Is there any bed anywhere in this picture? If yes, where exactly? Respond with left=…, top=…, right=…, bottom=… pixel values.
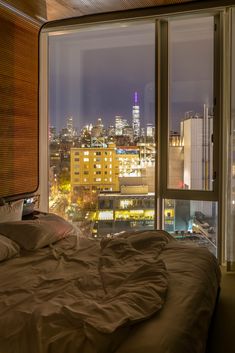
left=0, top=208, right=220, bottom=353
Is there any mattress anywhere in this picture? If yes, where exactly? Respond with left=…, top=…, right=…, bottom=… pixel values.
left=0, top=229, right=220, bottom=353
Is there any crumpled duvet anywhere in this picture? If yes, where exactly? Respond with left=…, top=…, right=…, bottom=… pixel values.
left=0, top=230, right=170, bottom=353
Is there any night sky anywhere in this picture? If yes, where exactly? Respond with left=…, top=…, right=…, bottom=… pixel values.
left=49, top=17, right=213, bottom=133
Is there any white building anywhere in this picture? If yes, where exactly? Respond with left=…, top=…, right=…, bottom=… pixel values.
left=181, top=105, right=213, bottom=191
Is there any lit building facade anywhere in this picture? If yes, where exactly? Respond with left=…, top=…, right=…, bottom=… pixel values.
left=116, top=147, right=140, bottom=177
left=70, top=144, right=119, bottom=194
left=94, top=191, right=155, bottom=236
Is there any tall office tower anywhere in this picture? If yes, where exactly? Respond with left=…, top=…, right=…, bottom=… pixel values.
left=66, top=116, right=74, bottom=139
left=132, top=91, right=140, bottom=140
left=123, top=126, right=134, bottom=141
left=181, top=104, right=213, bottom=191
left=115, top=116, right=128, bottom=136
left=107, top=125, right=115, bottom=137
left=146, top=123, right=155, bottom=138
left=91, top=117, right=104, bottom=137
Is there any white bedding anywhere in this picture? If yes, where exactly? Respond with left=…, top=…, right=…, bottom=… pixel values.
left=0, top=230, right=171, bottom=353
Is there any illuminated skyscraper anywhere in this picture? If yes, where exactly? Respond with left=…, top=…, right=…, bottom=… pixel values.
left=66, top=116, right=74, bottom=139
left=132, top=92, right=140, bottom=140
left=115, top=115, right=128, bottom=136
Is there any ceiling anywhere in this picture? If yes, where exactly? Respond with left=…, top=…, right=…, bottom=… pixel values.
left=1, top=0, right=199, bottom=23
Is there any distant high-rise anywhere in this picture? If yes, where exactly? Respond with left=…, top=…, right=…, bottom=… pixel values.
left=132, top=92, right=140, bottom=140
left=91, top=117, right=104, bottom=137
left=66, top=116, right=74, bottom=139
left=146, top=123, right=155, bottom=138
left=115, top=115, right=128, bottom=136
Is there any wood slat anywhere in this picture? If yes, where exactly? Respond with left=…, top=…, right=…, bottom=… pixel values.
left=2, top=0, right=200, bottom=22
left=0, top=6, right=39, bottom=198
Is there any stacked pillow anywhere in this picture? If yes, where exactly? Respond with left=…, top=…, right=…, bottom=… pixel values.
left=0, top=199, right=23, bottom=261
left=0, top=199, right=24, bottom=222
left=0, top=234, right=20, bottom=262
left=0, top=199, right=76, bottom=258
left=0, top=213, right=76, bottom=251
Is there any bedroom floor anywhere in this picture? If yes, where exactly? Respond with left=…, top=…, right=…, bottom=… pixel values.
left=207, top=267, right=235, bottom=353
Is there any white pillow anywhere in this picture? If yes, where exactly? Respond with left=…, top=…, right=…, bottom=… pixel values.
left=0, top=200, right=23, bottom=223
left=0, top=213, right=76, bottom=250
left=0, top=234, right=20, bottom=261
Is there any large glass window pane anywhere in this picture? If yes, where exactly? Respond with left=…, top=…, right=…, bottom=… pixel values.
left=227, top=7, right=235, bottom=269
left=48, top=22, right=155, bottom=237
left=164, top=199, right=218, bottom=255
left=168, top=17, right=214, bottom=191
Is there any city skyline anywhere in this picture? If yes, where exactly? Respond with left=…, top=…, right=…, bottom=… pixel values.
left=49, top=18, right=213, bottom=132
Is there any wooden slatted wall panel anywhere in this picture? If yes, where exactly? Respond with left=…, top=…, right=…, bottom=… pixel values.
left=0, top=6, right=40, bottom=198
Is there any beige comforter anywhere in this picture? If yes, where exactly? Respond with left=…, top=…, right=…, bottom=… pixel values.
left=116, top=240, right=221, bottom=353
left=0, top=230, right=170, bottom=353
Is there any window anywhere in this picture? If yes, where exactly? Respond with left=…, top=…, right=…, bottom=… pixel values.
left=94, top=178, right=102, bottom=182
left=42, top=10, right=224, bottom=257
left=167, top=17, right=215, bottom=192
left=160, top=14, right=220, bottom=255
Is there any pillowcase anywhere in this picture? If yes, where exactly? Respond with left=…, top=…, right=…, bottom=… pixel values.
left=0, top=213, right=75, bottom=250
left=0, top=199, right=23, bottom=223
left=0, top=234, right=20, bottom=261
